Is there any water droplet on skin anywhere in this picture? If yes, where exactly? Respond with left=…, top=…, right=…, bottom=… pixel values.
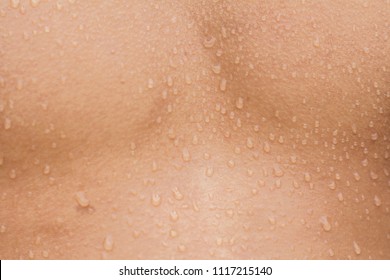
left=167, top=127, right=176, bottom=140
left=370, top=171, right=379, bottom=180
left=328, top=248, right=335, bottom=257
left=351, top=124, right=358, bottom=134
left=103, top=234, right=114, bottom=251
left=172, top=187, right=183, bottom=200
left=219, top=78, right=227, bottom=91
left=211, top=63, right=221, bottom=74
left=353, top=171, right=361, bottom=181
left=169, top=230, right=178, bottom=238
left=246, top=137, right=254, bottom=149
left=203, top=35, right=216, bottom=48
left=353, top=241, right=361, bottom=255
left=178, top=244, right=186, bottom=252
left=30, top=0, right=40, bottom=7
left=263, top=142, right=270, bottom=153
left=9, top=169, right=17, bottom=179
left=152, top=160, right=158, bottom=172
left=226, top=209, right=234, bottom=217
left=74, top=191, right=89, bottom=207
left=43, top=164, right=50, bottom=175
left=161, top=89, right=168, bottom=100
left=42, top=250, right=49, bottom=258
left=337, top=192, right=344, bottom=202
left=319, top=216, right=332, bottom=232
left=304, top=172, right=311, bottom=182
left=184, top=74, right=192, bottom=85
left=313, top=37, right=320, bottom=47
left=170, top=210, right=178, bottom=222
left=206, top=167, right=214, bottom=177
left=361, top=159, right=368, bottom=167
left=28, top=250, right=34, bottom=259
left=182, top=148, right=191, bottom=162
left=4, top=118, right=11, bottom=130
left=236, top=97, right=244, bottom=109
left=147, top=78, right=154, bottom=89
left=10, top=0, right=20, bottom=9
left=328, top=181, right=336, bottom=190
left=374, top=195, right=381, bottom=207
left=273, top=165, right=284, bottom=177
left=292, top=180, right=300, bottom=189
left=290, top=155, right=297, bottom=164
left=0, top=224, right=6, bottom=233
left=371, top=133, right=378, bottom=141
left=151, top=193, right=161, bottom=207
left=268, top=216, right=276, bottom=225
left=258, top=180, right=265, bottom=187
left=166, top=76, right=173, bottom=87
left=227, top=159, right=235, bottom=168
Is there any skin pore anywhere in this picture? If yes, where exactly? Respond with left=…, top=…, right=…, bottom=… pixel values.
left=0, top=0, right=389, bottom=259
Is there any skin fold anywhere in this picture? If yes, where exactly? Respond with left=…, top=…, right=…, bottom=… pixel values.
left=0, top=0, right=389, bottom=259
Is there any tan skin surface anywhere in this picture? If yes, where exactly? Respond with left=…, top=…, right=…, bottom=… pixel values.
left=0, top=0, right=389, bottom=259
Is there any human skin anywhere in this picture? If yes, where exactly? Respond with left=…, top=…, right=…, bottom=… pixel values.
left=0, top=0, right=389, bottom=259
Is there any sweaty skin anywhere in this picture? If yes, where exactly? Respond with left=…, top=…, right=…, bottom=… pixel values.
left=0, top=0, right=389, bottom=259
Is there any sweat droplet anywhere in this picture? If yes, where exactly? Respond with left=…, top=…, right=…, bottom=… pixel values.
left=182, top=148, right=191, bottom=162
left=30, top=0, right=40, bottom=7
left=328, top=181, right=336, bottom=190
left=236, top=97, right=244, bottom=109
left=206, top=167, right=214, bottom=177
left=263, top=142, right=270, bottom=153
left=172, top=187, right=183, bottom=200
left=227, top=159, right=235, bottom=168
left=353, top=241, right=361, bottom=255
left=169, top=230, right=178, bottom=238
left=319, top=216, right=331, bottom=232
left=304, top=172, right=311, bottom=182
left=170, top=210, right=178, bottom=222
left=211, top=63, right=221, bottom=74
left=147, top=78, right=154, bottom=89
left=178, top=244, right=186, bottom=252
left=328, top=248, right=335, bottom=257
left=313, top=37, right=320, bottom=47
left=151, top=193, right=161, bottom=207
left=4, top=118, right=11, bottom=130
left=42, top=250, right=49, bottom=258
left=9, top=169, right=16, bottom=179
left=203, top=35, right=216, bottom=48
left=273, top=165, right=284, bottom=177
left=10, top=0, right=20, bottom=9
left=75, top=191, right=89, bottom=207
left=103, top=235, right=114, bottom=251
left=220, top=78, right=227, bottom=91
left=246, top=137, right=254, bottom=149
left=370, top=171, right=378, bottom=180
left=353, top=171, right=361, bottom=181
left=43, top=164, right=50, bottom=175
left=373, top=195, right=381, bottom=207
